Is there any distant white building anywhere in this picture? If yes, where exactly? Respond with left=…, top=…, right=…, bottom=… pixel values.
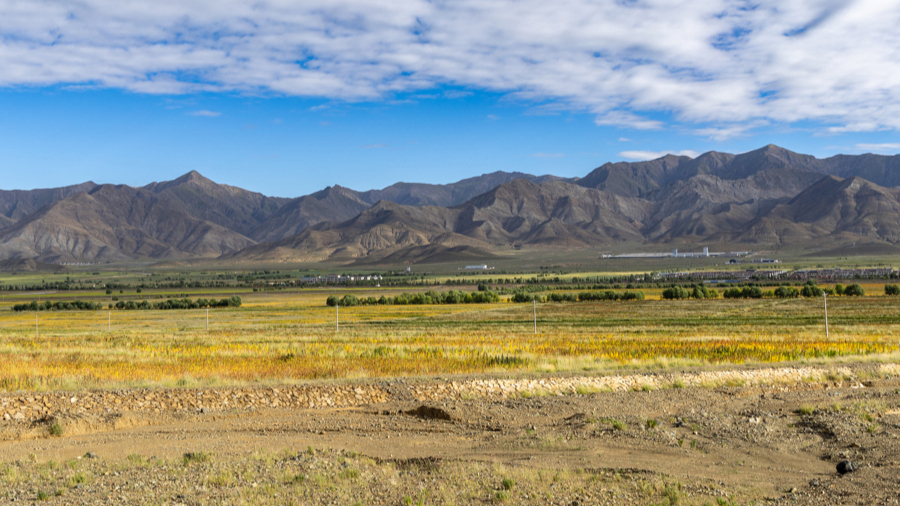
left=465, top=265, right=488, bottom=270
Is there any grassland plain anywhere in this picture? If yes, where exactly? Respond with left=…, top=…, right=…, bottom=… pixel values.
left=0, top=283, right=897, bottom=392
left=2, top=268, right=900, bottom=505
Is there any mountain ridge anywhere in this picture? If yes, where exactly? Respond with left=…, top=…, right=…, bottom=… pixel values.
left=2, top=145, right=900, bottom=264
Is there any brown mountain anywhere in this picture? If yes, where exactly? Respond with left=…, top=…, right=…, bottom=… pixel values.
left=0, top=184, right=256, bottom=262
left=0, top=181, right=98, bottom=224
left=249, top=185, right=371, bottom=243
left=576, top=144, right=900, bottom=200
left=4, top=145, right=900, bottom=263
left=820, top=153, right=900, bottom=188
left=143, top=171, right=289, bottom=237
left=727, top=176, right=900, bottom=245
left=642, top=167, right=823, bottom=241
left=357, top=171, right=577, bottom=207
left=576, top=154, right=688, bottom=198
left=229, top=179, right=649, bottom=262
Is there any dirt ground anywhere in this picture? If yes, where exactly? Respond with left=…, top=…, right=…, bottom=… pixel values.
left=2, top=366, right=900, bottom=505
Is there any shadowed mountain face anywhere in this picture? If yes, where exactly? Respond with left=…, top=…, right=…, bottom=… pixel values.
left=143, top=171, right=290, bottom=237
left=249, top=185, right=372, bottom=243
left=728, top=176, right=900, bottom=245
left=3, top=145, right=900, bottom=263
left=0, top=182, right=99, bottom=223
left=0, top=184, right=257, bottom=262
left=356, top=171, right=578, bottom=207
left=229, top=180, right=652, bottom=262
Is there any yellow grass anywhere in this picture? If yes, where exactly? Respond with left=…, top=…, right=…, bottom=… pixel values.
left=0, top=290, right=898, bottom=391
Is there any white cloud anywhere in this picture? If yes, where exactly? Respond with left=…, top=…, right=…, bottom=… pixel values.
left=619, top=150, right=700, bottom=161
left=618, top=138, right=631, bottom=142
left=0, top=1, right=899, bottom=134
left=190, top=110, right=221, bottom=117
left=856, top=143, right=900, bottom=154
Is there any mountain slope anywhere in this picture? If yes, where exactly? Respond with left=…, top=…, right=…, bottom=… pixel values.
left=730, top=176, right=900, bottom=245
left=0, top=182, right=99, bottom=223
left=143, top=171, right=289, bottom=237
left=820, top=153, right=900, bottom=188
left=250, top=185, right=371, bottom=243
left=576, top=154, right=688, bottom=198
left=0, top=184, right=256, bottom=262
left=357, top=171, right=577, bottom=207
left=230, top=179, right=650, bottom=262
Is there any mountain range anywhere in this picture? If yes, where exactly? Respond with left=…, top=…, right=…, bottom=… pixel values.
left=2, top=144, right=900, bottom=265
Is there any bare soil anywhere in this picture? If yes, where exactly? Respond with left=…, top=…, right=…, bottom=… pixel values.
left=2, top=366, right=900, bottom=505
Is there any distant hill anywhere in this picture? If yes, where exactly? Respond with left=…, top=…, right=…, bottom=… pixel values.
left=357, top=171, right=577, bottom=207
left=0, top=184, right=256, bottom=262
left=729, top=176, right=900, bottom=245
left=0, top=182, right=99, bottom=223
left=143, top=170, right=290, bottom=237
left=2, top=145, right=900, bottom=263
left=250, top=185, right=371, bottom=243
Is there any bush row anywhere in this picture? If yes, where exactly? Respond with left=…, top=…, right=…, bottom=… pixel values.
left=541, top=291, right=645, bottom=302
left=326, top=290, right=500, bottom=307
left=12, top=296, right=242, bottom=312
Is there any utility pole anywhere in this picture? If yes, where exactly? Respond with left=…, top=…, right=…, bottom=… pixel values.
left=824, top=292, right=829, bottom=338
left=206, top=308, right=209, bottom=332
left=336, top=304, right=339, bottom=331
left=533, top=297, right=537, bottom=334
left=108, top=312, right=111, bottom=333
left=35, top=314, right=38, bottom=338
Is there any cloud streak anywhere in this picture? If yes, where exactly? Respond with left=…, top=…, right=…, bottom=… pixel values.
left=0, top=1, right=898, bottom=134
left=619, top=150, right=700, bottom=161
left=856, top=143, right=900, bottom=154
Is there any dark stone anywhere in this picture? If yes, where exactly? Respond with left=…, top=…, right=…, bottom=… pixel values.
left=84, top=452, right=97, bottom=459
left=405, top=405, right=453, bottom=421
left=836, top=460, right=858, bottom=475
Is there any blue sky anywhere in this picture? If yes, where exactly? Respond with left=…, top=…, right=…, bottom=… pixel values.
left=1, top=0, right=899, bottom=197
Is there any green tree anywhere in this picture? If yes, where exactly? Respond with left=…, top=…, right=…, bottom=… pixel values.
left=844, top=283, right=865, bottom=296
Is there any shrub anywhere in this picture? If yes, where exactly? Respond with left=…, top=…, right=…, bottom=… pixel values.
left=691, top=284, right=718, bottom=299
left=885, top=284, right=900, bottom=296
left=844, top=283, right=865, bottom=296
left=774, top=286, right=800, bottom=298
left=800, top=283, right=824, bottom=297
left=662, top=286, right=690, bottom=300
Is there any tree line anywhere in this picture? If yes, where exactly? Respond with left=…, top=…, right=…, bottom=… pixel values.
left=662, top=281, right=871, bottom=300
left=12, top=296, right=242, bottom=312
left=327, top=290, right=500, bottom=307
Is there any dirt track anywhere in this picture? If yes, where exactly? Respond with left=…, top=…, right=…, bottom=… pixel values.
left=2, top=364, right=900, bottom=505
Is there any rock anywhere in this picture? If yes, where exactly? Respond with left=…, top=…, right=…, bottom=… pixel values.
left=809, top=479, right=820, bottom=487
left=200, top=407, right=208, bottom=414
left=836, top=460, right=858, bottom=475
left=405, top=405, right=452, bottom=421
left=84, top=452, right=98, bottom=459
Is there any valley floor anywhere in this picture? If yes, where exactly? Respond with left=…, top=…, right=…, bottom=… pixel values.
left=2, top=364, right=899, bottom=505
